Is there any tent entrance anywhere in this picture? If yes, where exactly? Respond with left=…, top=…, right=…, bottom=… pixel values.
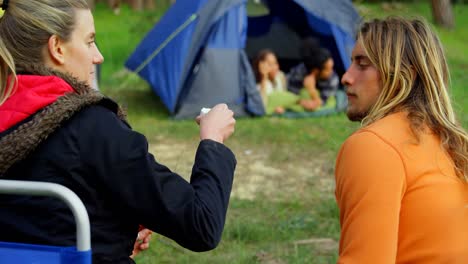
left=245, top=0, right=348, bottom=76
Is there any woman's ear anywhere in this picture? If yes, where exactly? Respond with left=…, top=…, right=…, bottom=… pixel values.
left=47, top=35, right=65, bottom=65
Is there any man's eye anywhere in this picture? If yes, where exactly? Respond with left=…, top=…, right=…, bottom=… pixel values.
left=356, top=61, right=370, bottom=69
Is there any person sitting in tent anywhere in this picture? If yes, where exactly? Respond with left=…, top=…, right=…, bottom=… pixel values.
left=287, top=38, right=340, bottom=109
left=253, top=49, right=286, bottom=113
left=253, top=49, right=321, bottom=115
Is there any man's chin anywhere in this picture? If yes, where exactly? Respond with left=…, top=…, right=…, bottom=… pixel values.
left=346, top=110, right=366, bottom=122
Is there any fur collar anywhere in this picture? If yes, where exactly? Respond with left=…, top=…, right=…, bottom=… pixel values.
left=0, top=65, right=127, bottom=175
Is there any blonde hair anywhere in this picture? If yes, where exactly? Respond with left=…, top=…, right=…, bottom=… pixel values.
left=0, top=0, right=89, bottom=105
left=358, top=17, right=467, bottom=181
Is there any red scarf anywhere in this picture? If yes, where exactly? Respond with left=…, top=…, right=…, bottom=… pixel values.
left=0, top=75, right=74, bottom=132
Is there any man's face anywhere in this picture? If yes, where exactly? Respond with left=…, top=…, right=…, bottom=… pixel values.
left=341, top=41, right=382, bottom=122
left=319, top=58, right=334, bottom=80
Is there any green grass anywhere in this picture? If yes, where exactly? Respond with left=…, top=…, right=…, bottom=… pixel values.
left=246, top=0, right=270, bottom=16
left=93, top=2, right=467, bottom=263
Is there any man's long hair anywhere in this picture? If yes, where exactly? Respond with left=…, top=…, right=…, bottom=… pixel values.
left=359, top=17, right=467, bottom=181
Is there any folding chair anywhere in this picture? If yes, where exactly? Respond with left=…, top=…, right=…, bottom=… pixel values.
left=0, top=179, right=91, bottom=264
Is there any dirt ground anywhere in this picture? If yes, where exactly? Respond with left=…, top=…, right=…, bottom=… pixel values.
left=149, top=138, right=340, bottom=259
left=148, top=138, right=336, bottom=201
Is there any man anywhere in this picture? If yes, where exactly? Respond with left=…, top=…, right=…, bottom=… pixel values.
left=287, top=38, right=340, bottom=105
left=335, top=17, right=468, bottom=263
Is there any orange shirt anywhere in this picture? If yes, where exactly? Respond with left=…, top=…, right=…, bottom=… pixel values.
left=335, top=112, right=468, bottom=263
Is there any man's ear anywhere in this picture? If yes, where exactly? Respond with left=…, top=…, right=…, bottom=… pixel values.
left=47, top=35, right=65, bottom=65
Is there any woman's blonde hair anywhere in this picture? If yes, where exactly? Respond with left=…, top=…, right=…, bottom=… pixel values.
left=359, top=17, right=467, bottom=181
left=0, top=0, right=89, bottom=105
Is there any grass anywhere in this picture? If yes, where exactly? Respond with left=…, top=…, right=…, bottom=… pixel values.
left=93, top=2, right=467, bottom=263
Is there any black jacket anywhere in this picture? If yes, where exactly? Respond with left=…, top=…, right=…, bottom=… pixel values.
left=0, top=70, right=236, bottom=263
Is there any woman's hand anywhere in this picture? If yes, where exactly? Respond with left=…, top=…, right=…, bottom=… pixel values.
left=274, top=106, right=285, bottom=114
left=130, top=228, right=153, bottom=259
left=196, top=103, right=236, bottom=144
left=259, top=61, right=270, bottom=80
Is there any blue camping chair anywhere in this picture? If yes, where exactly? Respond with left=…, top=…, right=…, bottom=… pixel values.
left=0, top=180, right=91, bottom=264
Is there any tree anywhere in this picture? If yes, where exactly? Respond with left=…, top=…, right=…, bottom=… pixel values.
left=126, top=0, right=155, bottom=11
left=431, top=0, right=454, bottom=29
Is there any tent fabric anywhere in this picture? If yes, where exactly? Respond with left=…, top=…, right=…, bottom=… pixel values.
left=246, top=0, right=360, bottom=75
left=173, top=1, right=264, bottom=119
left=126, top=0, right=360, bottom=119
left=176, top=49, right=248, bottom=118
left=126, top=0, right=262, bottom=118
left=125, top=0, right=210, bottom=112
left=296, top=0, right=360, bottom=37
left=206, top=4, right=247, bottom=49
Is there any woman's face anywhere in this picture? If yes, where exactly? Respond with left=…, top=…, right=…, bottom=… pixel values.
left=53, top=9, right=104, bottom=85
left=264, top=53, right=280, bottom=78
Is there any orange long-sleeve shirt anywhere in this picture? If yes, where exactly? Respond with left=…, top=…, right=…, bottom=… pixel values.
left=335, top=112, right=468, bottom=263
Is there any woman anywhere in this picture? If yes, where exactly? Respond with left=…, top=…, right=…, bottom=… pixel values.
left=253, top=49, right=287, bottom=109
left=0, top=1, right=236, bottom=263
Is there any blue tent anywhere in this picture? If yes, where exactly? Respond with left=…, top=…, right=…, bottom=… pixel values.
left=125, top=0, right=360, bottom=119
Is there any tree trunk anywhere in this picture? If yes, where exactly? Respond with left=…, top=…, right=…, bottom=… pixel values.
left=431, top=0, right=454, bottom=29
left=126, top=0, right=154, bottom=11
left=123, top=0, right=138, bottom=10
left=145, top=0, right=155, bottom=10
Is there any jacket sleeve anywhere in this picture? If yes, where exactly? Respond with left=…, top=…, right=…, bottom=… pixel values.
left=335, top=130, right=406, bottom=263
left=79, top=106, right=236, bottom=251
